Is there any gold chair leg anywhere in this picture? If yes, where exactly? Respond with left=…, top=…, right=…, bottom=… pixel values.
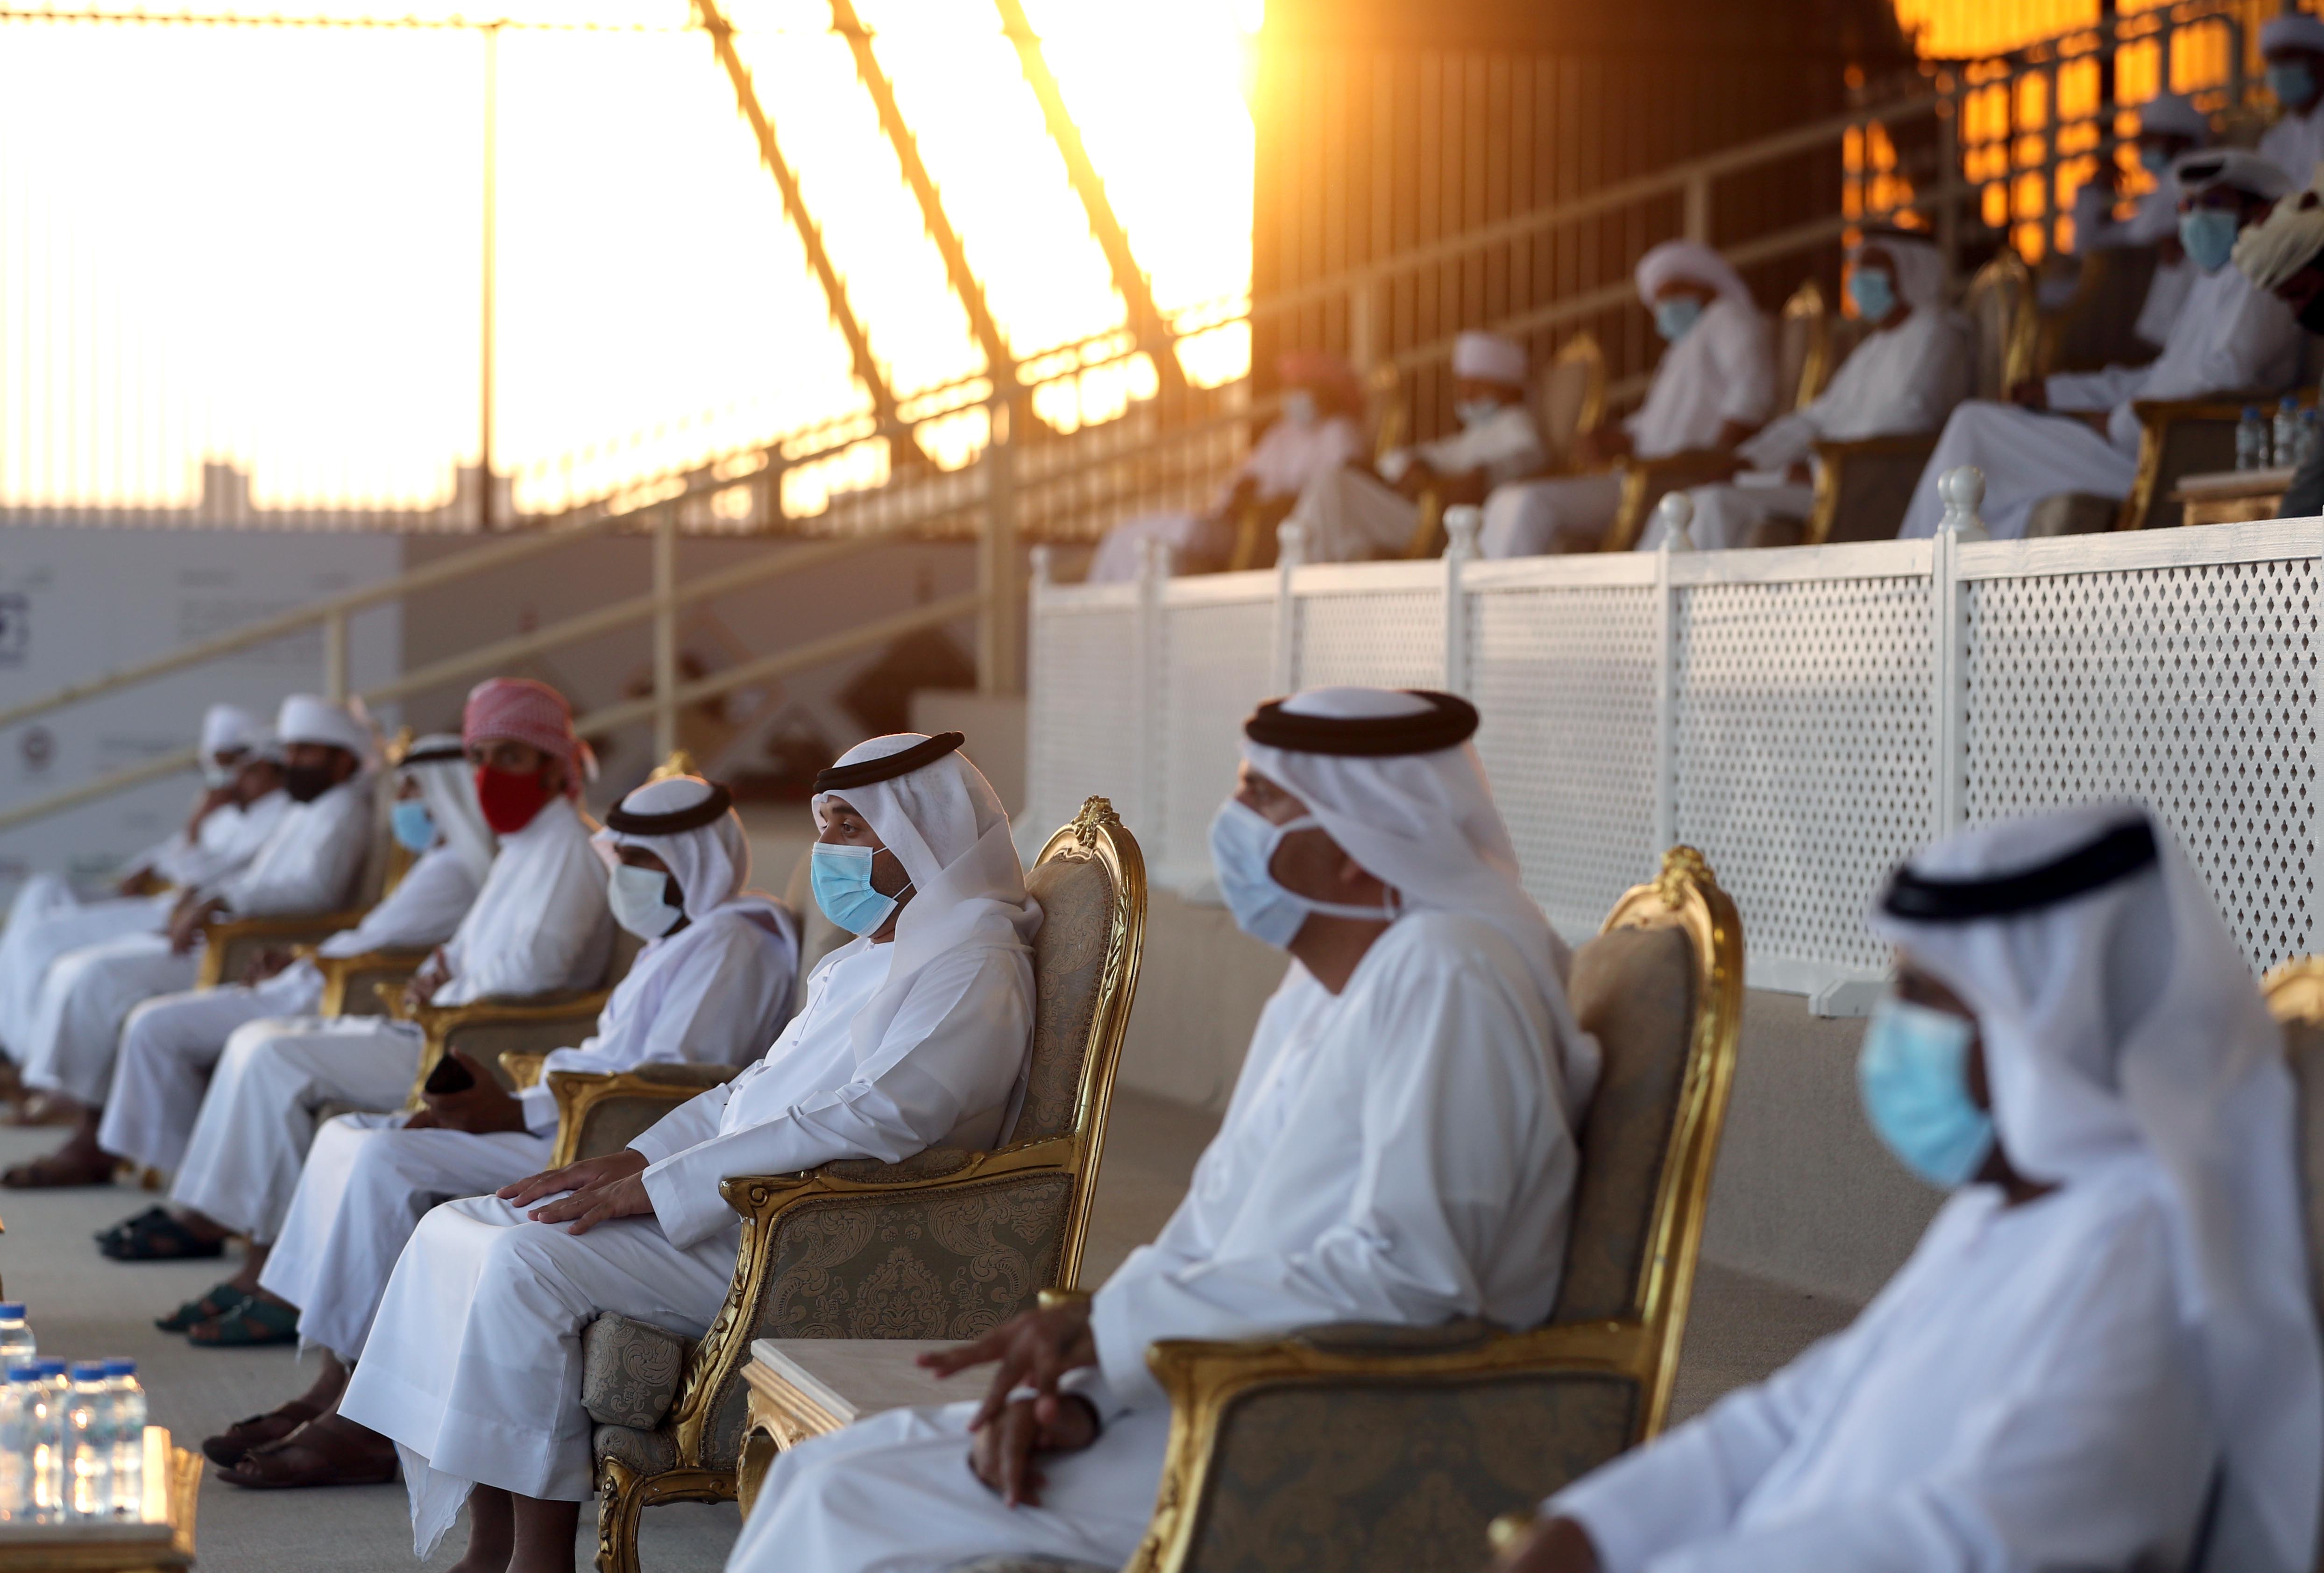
left=594, top=1458, right=647, bottom=1573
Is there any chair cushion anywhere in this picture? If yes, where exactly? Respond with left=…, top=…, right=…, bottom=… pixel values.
left=2284, top=1019, right=2324, bottom=1331
left=580, top=1313, right=693, bottom=1430
left=1552, top=924, right=1696, bottom=1325
left=592, top=1422, right=680, bottom=1477
left=1016, top=851, right=1117, bottom=1143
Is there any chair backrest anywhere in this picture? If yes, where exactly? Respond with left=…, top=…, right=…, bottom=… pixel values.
left=1549, top=845, right=1744, bottom=1440
left=1534, top=333, right=1606, bottom=472
left=2043, top=243, right=2161, bottom=375
left=1013, top=795, right=1148, bottom=1287
left=1964, top=251, right=2037, bottom=401
left=1778, top=281, right=1832, bottom=412
left=2262, top=961, right=2324, bottom=1381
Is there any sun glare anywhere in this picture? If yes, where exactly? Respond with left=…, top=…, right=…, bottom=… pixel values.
left=0, top=0, right=1256, bottom=518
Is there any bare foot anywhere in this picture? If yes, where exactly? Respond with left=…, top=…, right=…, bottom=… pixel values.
left=445, top=1484, right=514, bottom=1573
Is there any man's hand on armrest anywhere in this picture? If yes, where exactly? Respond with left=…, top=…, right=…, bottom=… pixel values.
left=969, top=1393, right=1101, bottom=1508
left=1488, top=1515, right=1600, bottom=1573
left=167, top=894, right=223, bottom=955
left=498, top=1148, right=647, bottom=1209
left=917, top=1296, right=1098, bottom=1432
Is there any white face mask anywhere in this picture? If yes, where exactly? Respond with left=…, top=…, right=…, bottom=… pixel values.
left=1207, top=798, right=1397, bottom=949
left=607, top=861, right=684, bottom=940
left=1454, top=397, right=1504, bottom=430
left=202, top=754, right=236, bottom=789
left=1282, top=389, right=1319, bottom=427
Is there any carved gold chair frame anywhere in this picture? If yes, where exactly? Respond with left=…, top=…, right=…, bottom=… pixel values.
left=592, top=795, right=1148, bottom=1573
left=1123, top=845, right=1743, bottom=1573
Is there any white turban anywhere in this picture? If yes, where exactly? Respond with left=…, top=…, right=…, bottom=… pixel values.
left=2137, top=90, right=2209, bottom=142
left=1240, top=686, right=1600, bottom=1110
left=199, top=703, right=262, bottom=761
left=2264, top=12, right=2324, bottom=54
left=592, top=774, right=750, bottom=923
left=813, top=733, right=1042, bottom=1064
left=1851, top=228, right=1946, bottom=312
left=1870, top=804, right=2322, bottom=1573
left=1452, top=330, right=1528, bottom=387
left=275, top=694, right=375, bottom=764
left=2236, top=168, right=2324, bottom=291
left=2172, top=146, right=2295, bottom=202
left=1634, top=238, right=1753, bottom=309
left=399, top=733, right=495, bottom=884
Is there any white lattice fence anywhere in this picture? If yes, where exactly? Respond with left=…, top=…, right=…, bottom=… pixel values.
left=1023, top=582, right=1142, bottom=850
left=1157, top=581, right=1278, bottom=888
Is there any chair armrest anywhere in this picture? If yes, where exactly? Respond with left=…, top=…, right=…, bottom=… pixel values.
left=196, top=908, right=367, bottom=990
left=312, top=947, right=432, bottom=1017
left=500, top=1050, right=549, bottom=1091
left=545, top=1062, right=744, bottom=1168
left=1805, top=432, right=1939, bottom=546
left=1131, top=1321, right=1650, bottom=1573
left=1605, top=449, right=1744, bottom=551
left=2120, top=396, right=2276, bottom=531
left=403, top=989, right=613, bottom=1107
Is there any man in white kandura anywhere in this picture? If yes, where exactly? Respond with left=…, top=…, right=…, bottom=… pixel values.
left=90, top=735, right=492, bottom=1263
left=337, top=730, right=1038, bottom=1573
left=1491, top=804, right=2322, bottom=1573
left=3, top=694, right=376, bottom=1189
left=1899, top=148, right=2300, bottom=541
left=1282, top=332, right=1546, bottom=561
left=1670, top=229, right=1970, bottom=550
left=202, top=771, right=801, bottom=1488
left=1488, top=240, right=1776, bottom=556
left=2261, top=12, right=2324, bottom=186
left=132, top=677, right=613, bottom=1346
left=2069, top=91, right=2209, bottom=350
left=729, top=687, right=1597, bottom=1573
left=0, top=702, right=280, bottom=1062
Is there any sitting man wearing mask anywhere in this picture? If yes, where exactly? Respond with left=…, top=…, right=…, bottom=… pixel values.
left=1671, top=231, right=1970, bottom=550
left=1490, top=241, right=1776, bottom=555
left=2260, top=11, right=2324, bottom=186
left=1491, top=805, right=2319, bottom=1573
left=0, top=703, right=282, bottom=1063
left=205, top=772, right=801, bottom=1489
left=2069, top=92, right=2210, bottom=350
left=91, top=735, right=493, bottom=1262
left=2233, top=165, right=2324, bottom=515
left=335, top=731, right=1037, bottom=1573
left=4, top=694, right=376, bottom=1189
left=128, top=677, right=614, bottom=1346
left=1086, top=350, right=1367, bottom=580
left=727, top=687, right=1594, bottom=1573
left=1283, top=332, right=1546, bottom=561
left=1899, top=149, right=2299, bottom=540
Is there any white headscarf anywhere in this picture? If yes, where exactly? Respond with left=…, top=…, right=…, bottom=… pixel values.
left=2237, top=167, right=2324, bottom=293
left=1635, top=239, right=1753, bottom=309
left=813, top=734, right=1043, bottom=1063
left=591, top=774, right=750, bottom=922
left=1240, top=687, right=1600, bottom=1110
left=1852, top=229, right=1946, bottom=312
left=276, top=693, right=377, bottom=765
left=2139, top=90, right=2209, bottom=143
left=200, top=703, right=262, bottom=761
left=1870, top=803, right=2322, bottom=1573
left=400, top=734, right=495, bottom=884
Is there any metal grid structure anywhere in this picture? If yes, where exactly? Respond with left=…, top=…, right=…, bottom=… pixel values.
left=1027, top=517, right=2324, bottom=1002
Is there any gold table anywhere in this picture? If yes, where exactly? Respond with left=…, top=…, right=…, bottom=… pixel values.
left=0, top=1428, right=200, bottom=1571
left=737, top=1339, right=959, bottom=1519
left=2175, top=465, right=2296, bottom=526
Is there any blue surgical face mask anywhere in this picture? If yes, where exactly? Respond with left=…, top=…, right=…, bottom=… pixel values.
left=390, top=799, right=437, bottom=853
left=2139, top=143, right=2174, bottom=176
left=2271, top=60, right=2317, bottom=111
left=811, top=842, right=910, bottom=936
left=2180, top=206, right=2240, bottom=273
left=607, top=861, right=684, bottom=940
left=1857, top=995, right=1995, bottom=1190
left=1848, top=268, right=1898, bottom=324
left=1208, top=798, right=1397, bottom=949
left=1653, top=297, right=1704, bottom=343
left=1282, top=389, right=1319, bottom=427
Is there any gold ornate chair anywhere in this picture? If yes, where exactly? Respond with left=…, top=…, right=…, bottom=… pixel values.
left=2039, top=243, right=2159, bottom=376
left=1534, top=332, right=1607, bottom=475
left=193, top=786, right=411, bottom=989
left=583, top=796, right=1148, bottom=1573
left=2263, top=958, right=2324, bottom=1384
left=1790, top=432, right=1942, bottom=546
left=1112, top=846, right=1742, bottom=1573
left=1777, top=281, right=1832, bottom=412
left=312, top=946, right=433, bottom=1018
left=1964, top=250, right=2038, bottom=402
left=1601, top=450, right=1746, bottom=553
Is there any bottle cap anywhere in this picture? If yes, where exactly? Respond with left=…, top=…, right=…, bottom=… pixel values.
left=68, top=1360, right=105, bottom=1381
left=102, top=1359, right=135, bottom=1378
left=0, top=1303, right=25, bottom=1319
left=38, top=1360, right=65, bottom=1378
left=6, top=1366, right=39, bottom=1383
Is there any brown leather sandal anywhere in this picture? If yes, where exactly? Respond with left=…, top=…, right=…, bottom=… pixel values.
left=201, top=1400, right=322, bottom=1466
left=0, top=1148, right=117, bottom=1188
left=215, top=1419, right=398, bottom=1490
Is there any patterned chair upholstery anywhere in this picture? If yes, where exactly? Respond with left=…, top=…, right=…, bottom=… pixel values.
left=2261, top=962, right=2324, bottom=1442
left=587, top=796, right=1148, bottom=1573
left=1120, top=846, right=1743, bottom=1573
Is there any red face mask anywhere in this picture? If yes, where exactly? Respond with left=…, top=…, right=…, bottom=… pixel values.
left=475, top=765, right=553, bottom=835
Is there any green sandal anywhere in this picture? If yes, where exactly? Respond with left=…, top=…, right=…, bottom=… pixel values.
left=186, top=1297, right=298, bottom=1348
left=157, top=1282, right=248, bottom=1333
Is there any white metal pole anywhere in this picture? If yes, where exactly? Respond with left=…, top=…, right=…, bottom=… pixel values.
left=324, top=610, right=349, bottom=704
left=1652, top=498, right=1688, bottom=855
left=1272, top=520, right=1305, bottom=695
left=1443, top=504, right=1479, bottom=694
left=1931, top=465, right=1987, bottom=836
left=978, top=397, right=1024, bottom=695
left=653, top=509, right=679, bottom=763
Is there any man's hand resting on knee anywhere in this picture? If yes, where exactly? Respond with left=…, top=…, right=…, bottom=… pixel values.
left=918, top=1296, right=1098, bottom=1431
left=968, top=1392, right=1100, bottom=1508
left=497, top=1148, right=654, bottom=1234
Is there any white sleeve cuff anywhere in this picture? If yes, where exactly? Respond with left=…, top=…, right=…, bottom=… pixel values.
left=518, top=1083, right=560, bottom=1136
left=1088, top=1272, right=1166, bottom=1413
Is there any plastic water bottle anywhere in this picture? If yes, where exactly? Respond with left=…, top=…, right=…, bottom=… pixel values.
left=0, top=1305, right=36, bottom=1376
left=2300, top=409, right=2321, bottom=471
left=28, top=1361, right=65, bottom=1521
left=64, top=1361, right=108, bottom=1519
left=103, top=1360, right=143, bottom=1519
left=2276, top=396, right=2303, bottom=469
left=2238, top=405, right=2268, bottom=470
left=0, top=1367, right=31, bottom=1521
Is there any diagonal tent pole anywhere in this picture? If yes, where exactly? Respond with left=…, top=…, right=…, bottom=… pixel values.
left=827, top=0, right=1019, bottom=400
left=992, top=0, right=1184, bottom=400
left=693, top=0, right=903, bottom=444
